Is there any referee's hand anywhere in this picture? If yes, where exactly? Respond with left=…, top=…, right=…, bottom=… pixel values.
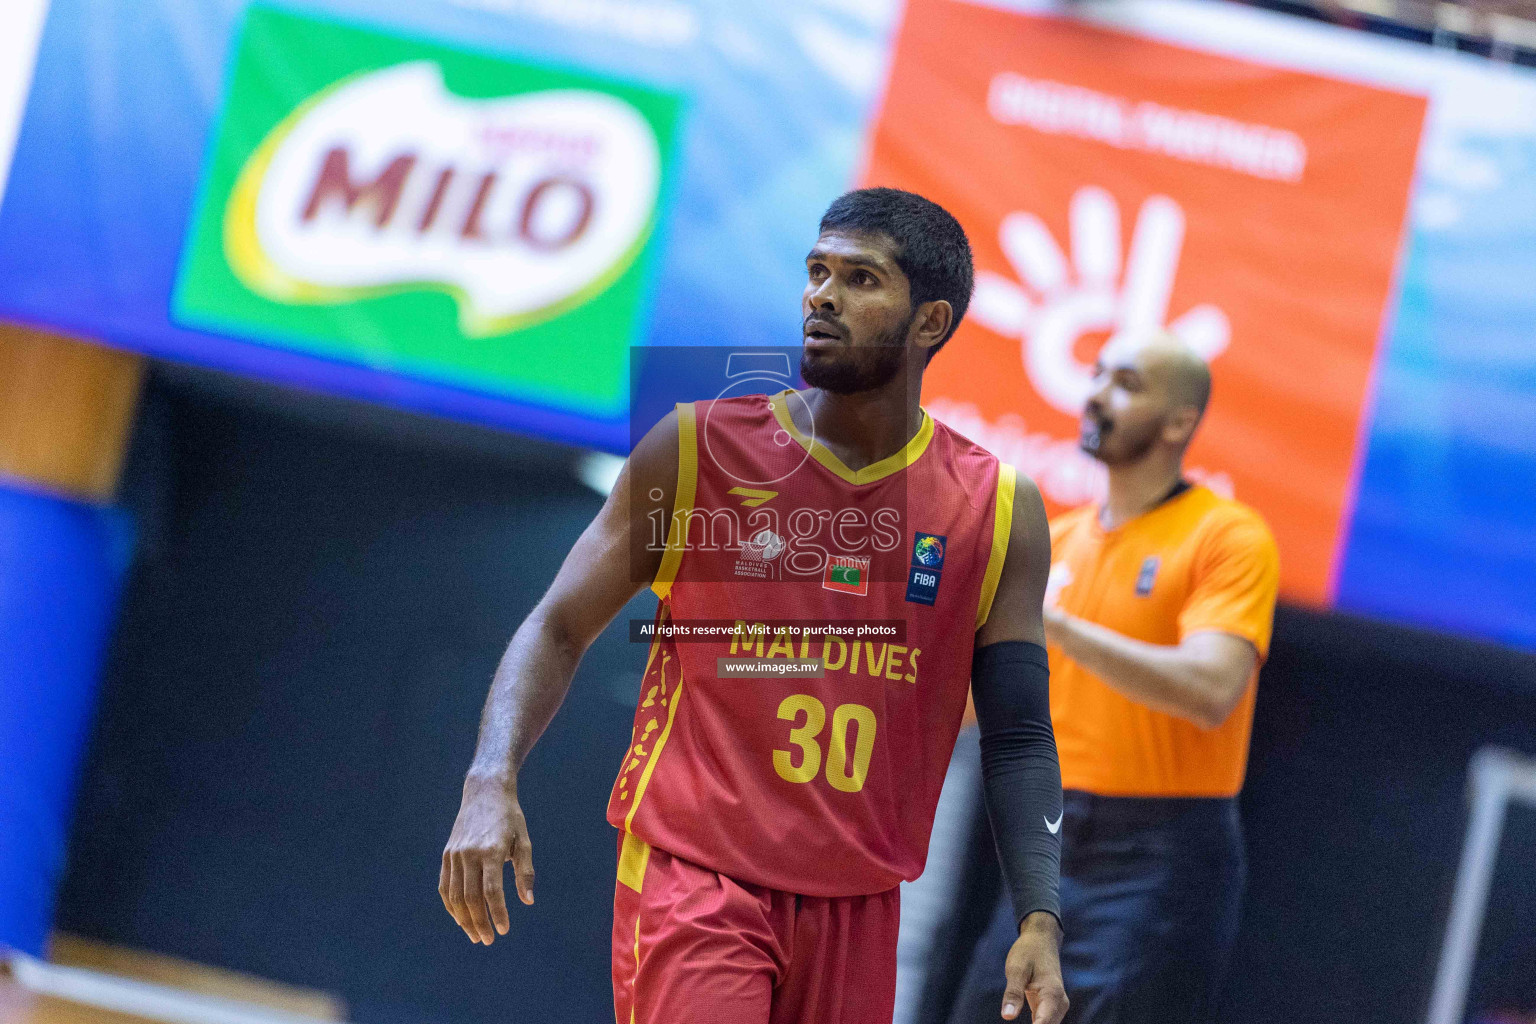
left=1002, top=911, right=1068, bottom=1023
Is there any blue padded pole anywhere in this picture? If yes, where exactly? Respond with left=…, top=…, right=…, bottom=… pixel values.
left=0, top=480, right=128, bottom=955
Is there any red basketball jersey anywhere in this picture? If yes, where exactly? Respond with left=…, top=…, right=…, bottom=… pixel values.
left=607, top=391, right=1015, bottom=896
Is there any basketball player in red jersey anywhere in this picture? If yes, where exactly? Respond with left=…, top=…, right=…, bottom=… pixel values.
left=439, top=189, right=1068, bottom=1024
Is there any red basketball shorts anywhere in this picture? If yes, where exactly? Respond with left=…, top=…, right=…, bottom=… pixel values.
left=611, top=831, right=900, bottom=1024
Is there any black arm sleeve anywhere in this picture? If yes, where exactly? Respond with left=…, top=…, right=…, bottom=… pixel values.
left=972, top=640, right=1063, bottom=928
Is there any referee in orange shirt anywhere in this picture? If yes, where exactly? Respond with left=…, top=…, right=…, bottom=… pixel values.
left=950, top=331, right=1279, bottom=1023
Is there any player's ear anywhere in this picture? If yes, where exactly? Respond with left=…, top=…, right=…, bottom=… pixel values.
left=911, top=299, right=952, bottom=357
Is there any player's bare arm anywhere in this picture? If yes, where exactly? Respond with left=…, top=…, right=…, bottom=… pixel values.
left=1041, top=612, right=1257, bottom=729
left=438, top=410, right=679, bottom=945
left=975, top=478, right=1051, bottom=652
left=973, top=475, right=1068, bottom=1024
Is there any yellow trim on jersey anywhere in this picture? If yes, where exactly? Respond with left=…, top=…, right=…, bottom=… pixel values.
left=769, top=390, right=934, bottom=485
left=639, top=629, right=663, bottom=677
left=651, top=402, right=698, bottom=600
left=617, top=831, right=651, bottom=893
left=607, top=630, right=665, bottom=808
left=623, top=673, right=686, bottom=833
left=976, top=463, right=1017, bottom=629
left=631, top=915, right=642, bottom=1024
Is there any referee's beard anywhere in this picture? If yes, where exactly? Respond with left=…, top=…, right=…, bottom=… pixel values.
left=1081, top=411, right=1161, bottom=466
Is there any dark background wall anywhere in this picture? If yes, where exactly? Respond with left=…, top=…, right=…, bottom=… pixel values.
left=1230, top=608, right=1536, bottom=1021
left=56, top=367, right=1536, bottom=1024
left=58, top=367, right=649, bottom=1024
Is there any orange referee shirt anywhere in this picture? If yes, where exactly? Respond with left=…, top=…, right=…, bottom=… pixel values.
left=1047, top=485, right=1280, bottom=798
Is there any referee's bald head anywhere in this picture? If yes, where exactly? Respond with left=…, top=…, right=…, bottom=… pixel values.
left=1141, top=331, right=1212, bottom=420
left=1083, top=330, right=1213, bottom=464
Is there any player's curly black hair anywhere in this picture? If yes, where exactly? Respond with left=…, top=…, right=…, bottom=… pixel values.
left=819, top=187, right=974, bottom=362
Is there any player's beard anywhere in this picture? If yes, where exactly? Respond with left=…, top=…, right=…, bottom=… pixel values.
left=800, top=310, right=915, bottom=396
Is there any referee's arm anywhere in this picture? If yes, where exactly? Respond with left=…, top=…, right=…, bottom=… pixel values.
left=1041, top=615, right=1256, bottom=729
left=1042, top=516, right=1276, bottom=731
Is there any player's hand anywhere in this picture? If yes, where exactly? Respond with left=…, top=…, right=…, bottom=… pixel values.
left=1002, top=911, right=1068, bottom=1023
left=440, top=773, right=535, bottom=945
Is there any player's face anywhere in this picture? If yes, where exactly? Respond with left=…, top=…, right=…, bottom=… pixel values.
left=800, top=230, right=917, bottom=395
left=1080, top=342, right=1168, bottom=465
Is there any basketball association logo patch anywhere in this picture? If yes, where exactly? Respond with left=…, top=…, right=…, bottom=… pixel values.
left=823, top=554, right=871, bottom=596
left=734, top=529, right=786, bottom=580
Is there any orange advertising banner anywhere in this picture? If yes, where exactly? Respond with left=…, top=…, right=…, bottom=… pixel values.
left=866, top=0, right=1426, bottom=604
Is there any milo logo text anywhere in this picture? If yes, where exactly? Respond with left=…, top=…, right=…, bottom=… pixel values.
left=224, top=62, right=662, bottom=335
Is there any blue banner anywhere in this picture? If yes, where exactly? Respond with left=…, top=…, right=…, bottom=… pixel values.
left=0, top=0, right=1532, bottom=648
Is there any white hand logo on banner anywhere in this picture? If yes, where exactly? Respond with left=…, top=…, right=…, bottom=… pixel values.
left=971, top=187, right=1230, bottom=415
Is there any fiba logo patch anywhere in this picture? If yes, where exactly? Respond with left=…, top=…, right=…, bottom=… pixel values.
left=735, top=529, right=786, bottom=580
left=906, top=531, right=947, bottom=606
left=913, top=533, right=945, bottom=568
left=1135, top=556, right=1160, bottom=597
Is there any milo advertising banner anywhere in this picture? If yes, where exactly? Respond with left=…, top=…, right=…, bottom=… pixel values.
left=175, top=5, right=681, bottom=419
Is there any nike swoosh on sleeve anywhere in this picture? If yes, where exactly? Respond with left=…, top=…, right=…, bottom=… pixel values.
left=1045, top=812, right=1063, bottom=834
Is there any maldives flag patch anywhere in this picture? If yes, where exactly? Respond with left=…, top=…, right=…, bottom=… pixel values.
left=823, top=554, right=871, bottom=596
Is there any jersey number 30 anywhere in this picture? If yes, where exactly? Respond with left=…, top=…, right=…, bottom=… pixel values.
left=773, top=694, right=876, bottom=793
